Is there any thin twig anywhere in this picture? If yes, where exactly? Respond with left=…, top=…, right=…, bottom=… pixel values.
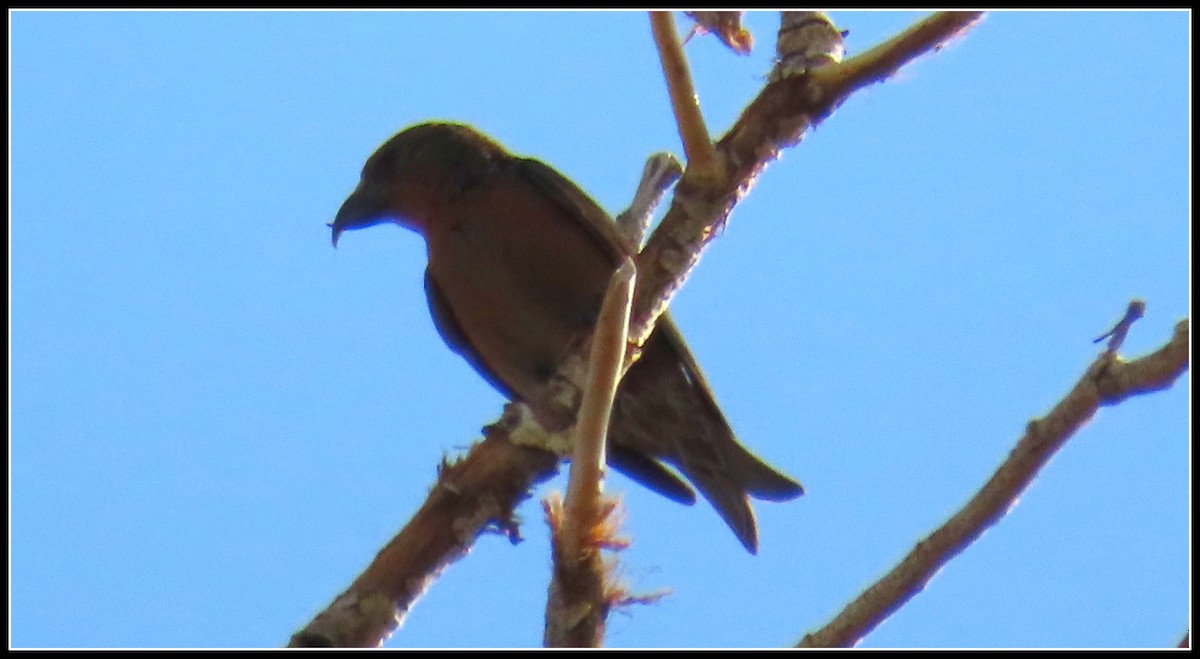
left=561, top=258, right=635, bottom=560
left=649, top=11, right=721, bottom=181
left=798, top=318, right=1190, bottom=648
left=615, top=153, right=683, bottom=249
left=1094, top=299, right=1147, bottom=353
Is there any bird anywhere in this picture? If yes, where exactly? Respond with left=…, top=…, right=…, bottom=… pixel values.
left=330, top=122, right=803, bottom=553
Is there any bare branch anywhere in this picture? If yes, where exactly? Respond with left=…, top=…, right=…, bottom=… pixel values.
left=797, top=318, right=1190, bottom=648
left=649, top=11, right=721, bottom=182
left=289, top=416, right=561, bottom=647
left=805, top=12, right=985, bottom=95
left=615, top=153, right=683, bottom=249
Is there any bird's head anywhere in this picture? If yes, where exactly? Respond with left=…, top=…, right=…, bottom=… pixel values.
left=330, top=122, right=508, bottom=248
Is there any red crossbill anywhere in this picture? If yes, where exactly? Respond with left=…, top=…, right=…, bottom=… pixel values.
left=331, top=122, right=802, bottom=553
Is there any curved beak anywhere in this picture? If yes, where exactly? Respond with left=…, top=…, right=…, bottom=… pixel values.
left=330, top=184, right=390, bottom=248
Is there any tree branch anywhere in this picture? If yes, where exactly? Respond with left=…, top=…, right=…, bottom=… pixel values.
left=797, top=318, right=1190, bottom=648
left=615, top=152, right=682, bottom=249
left=649, top=11, right=721, bottom=182
left=805, top=12, right=983, bottom=95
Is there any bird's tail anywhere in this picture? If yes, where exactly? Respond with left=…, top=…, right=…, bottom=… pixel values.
left=607, top=315, right=803, bottom=554
left=669, top=423, right=805, bottom=554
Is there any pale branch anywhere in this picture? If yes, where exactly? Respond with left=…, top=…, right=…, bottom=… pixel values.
left=294, top=12, right=983, bottom=647
left=807, top=11, right=985, bottom=96
left=615, top=152, right=683, bottom=250
left=544, top=259, right=636, bottom=648
left=797, top=318, right=1190, bottom=648
left=649, top=11, right=721, bottom=182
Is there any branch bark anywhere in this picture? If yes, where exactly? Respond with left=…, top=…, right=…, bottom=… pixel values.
left=289, top=414, right=561, bottom=647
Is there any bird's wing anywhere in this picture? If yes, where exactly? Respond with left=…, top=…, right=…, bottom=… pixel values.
left=512, top=157, right=631, bottom=264
left=607, top=445, right=697, bottom=505
left=423, top=267, right=516, bottom=400
left=518, top=157, right=723, bottom=502
left=654, top=315, right=805, bottom=503
left=516, top=158, right=726, bottom=431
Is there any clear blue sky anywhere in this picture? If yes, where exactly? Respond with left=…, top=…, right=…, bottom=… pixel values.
left=10, top=10, right=1189, bottom=649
